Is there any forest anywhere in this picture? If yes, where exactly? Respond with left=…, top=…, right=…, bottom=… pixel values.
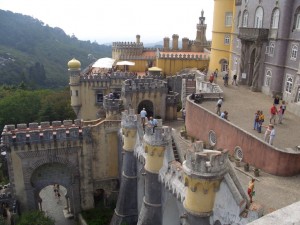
left=0, top=9, right=112, bottom=89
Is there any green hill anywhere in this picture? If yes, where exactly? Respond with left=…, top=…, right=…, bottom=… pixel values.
left=0, top=9, right=112, bottom=88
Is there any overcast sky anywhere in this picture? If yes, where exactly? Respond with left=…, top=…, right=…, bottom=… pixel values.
left=1, top=0, right=214, bottom=44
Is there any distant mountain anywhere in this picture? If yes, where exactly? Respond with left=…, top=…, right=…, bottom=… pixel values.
left=0, top=10, right=112, bottom=88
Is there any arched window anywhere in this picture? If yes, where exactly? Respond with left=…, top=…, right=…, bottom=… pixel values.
left=264, top=70, right=272, bottom=87
left=285, top=75, right=293, bottom=93
left=293, top=7, right=300, bottom=30
left=237, top=11, right=241, bottom=28
left=291, top=44, right=298, bottom=60
left=271, top=8, right=280, bottom=29
left=255, top=7, right=264, bottom=28
left=242, top=10, right=249, bottom=27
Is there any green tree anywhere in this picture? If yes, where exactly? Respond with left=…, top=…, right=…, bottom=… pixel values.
left=17, top=210, right=55, bottom=225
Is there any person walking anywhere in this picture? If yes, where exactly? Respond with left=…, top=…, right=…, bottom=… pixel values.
left=232, top=73, right=238, bottom=86
left=216, top=97, right=223, bottom=116
left=253, top=110, right=260, bottom=130
left=147, top=117, right=158, bottom=133
left=247, top=179, right=255, bottom=203
left=223, top=71, right=229, bottom=87
left=269, top=124, right=276, bottom=145
left=140, top=108, right=147, bottom=125
left=269, top=104, right=277, bottom=124
left=257, top=110, right=265, bottom=133
left=278, top=106, right=283, bottom=124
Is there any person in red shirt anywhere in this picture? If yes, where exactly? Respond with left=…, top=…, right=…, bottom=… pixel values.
left=270, top=104, right=278, bottom=124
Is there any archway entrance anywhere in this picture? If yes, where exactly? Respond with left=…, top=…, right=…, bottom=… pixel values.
left=39, top=185, right=75, bottom=225
left=30, top=162, right=80, bottom=224
left=249, top=49, right=256, bottom=86
left=138, top=100, right=154, bottom=118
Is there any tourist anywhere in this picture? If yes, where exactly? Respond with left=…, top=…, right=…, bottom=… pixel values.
left=209, top=73, right=214, bottom=83
left=182, top=108, right=186, bottom=122
left=147, top=117, right=158, bottom=133
left=257, top=111, right=265, bottom=133
left=269, top=104, right=277, bottom=124
left=223, top=70, right=229, bottom=86
left=140, top=108, right=147, bottom=125
left=220, top=111, right=229, bottom=120
left=278, top=106, right=283, bottom=124
left=281, top=100, right=287, bottom=118
left=216, top=97, right=223, bottom=116
left=232, top=73, right=238, bottom=86
left=273, top=95, right=280, bottom=106
left=247, top=178, right=255, bottom=203
left=214, top=68, right=218, bottom=78
left=253, top=110, right=260, bottom=130
left=264, top=124, right=275, bottom=145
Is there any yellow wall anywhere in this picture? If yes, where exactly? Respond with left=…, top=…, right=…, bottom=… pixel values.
left=158, top=59, right=209, bottom=75
left=209, top=0, right=234, bottom=74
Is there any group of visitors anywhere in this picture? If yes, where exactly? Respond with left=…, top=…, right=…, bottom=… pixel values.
left=253, top=110, right=265, bottom=133
left=140, top=108, right=158, bottom=133
left=53, top=183, right=61, bottom=204
left=269, top=97, right=286, bottom=125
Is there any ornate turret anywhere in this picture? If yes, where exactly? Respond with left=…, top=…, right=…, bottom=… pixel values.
left=110, top=109, right=138, bottom=225
left=163, top=37, right=170, bottom=51
left=68, top=58, right=82, bottom=118
left=193, top=10, right=208, bottom=52
left=137, top=124, right=171, bottom=225
left=172, top=34, right=179, bottom=51
left=183, top=141, right=228, bottom=221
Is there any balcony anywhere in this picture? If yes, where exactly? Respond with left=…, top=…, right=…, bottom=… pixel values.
left=235, top=0, right=242, bottom=6
left=238, top=28, right=269, bottom=42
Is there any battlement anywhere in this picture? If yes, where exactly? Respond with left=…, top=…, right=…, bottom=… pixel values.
left=183, top=141, right=228, bottom=179
left=143, top=125, right=171, bottom=147
left=80, top=72, right=136, bottom=82
left=1, top=120, right=82, bottom=146
left=158, top=52, right=209, bottom=60
left=103, top=96, right=123, bottom=111
left=121, top=109, right=137, bottom=129
left=118, top=55, right=156, bottom=60
left=122, top=78, right=168, bottom=93
left=112, top=42, right=144, bottom=48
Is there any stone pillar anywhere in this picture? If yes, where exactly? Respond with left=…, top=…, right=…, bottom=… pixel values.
left=182, top=37, right=189, bottom=51
left=110, top=109, right=138, bottom=225
left=163, top=37, right=170, bottom=51
left=137, top=125, right=171, bottom=225
left=182, top=141, right=228, bottom=225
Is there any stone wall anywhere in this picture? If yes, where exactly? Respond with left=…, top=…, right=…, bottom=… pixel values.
left=185, top=97, right=300, bottom=176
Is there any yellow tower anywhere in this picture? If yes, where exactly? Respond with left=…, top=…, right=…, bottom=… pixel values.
left=183, top=141, right=228, bottom=218
left=209, top=0, right=235, bottom=74
left=68, top=58, right=82, bottom=118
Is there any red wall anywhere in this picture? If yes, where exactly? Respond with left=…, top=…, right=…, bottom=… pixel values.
left=185, top=98, right=300, bottom=176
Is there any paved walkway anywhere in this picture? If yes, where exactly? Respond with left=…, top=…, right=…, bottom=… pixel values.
left=164, top=81, right=300, bottom=214
left=40, top=186, right=75, bottom=225
left=200, top=80, right=300, bottom=150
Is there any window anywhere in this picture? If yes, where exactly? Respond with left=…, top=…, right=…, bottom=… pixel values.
left=285, top=76, right=293, bottom=93
left=224, top=35, right=230, bottom=45
left=96, top=93, right=103, bottom=103
left=296, top=14, right=300, bottom=30
left=225, top=12, right=233, bottom=27
left=76, top=90, right=79, bottom=97
left=237, top=11, right=241, bottom=28
left=291, top=44, right=298, bottom=60
left=271, top=9, right=280, bottom=29
left=264, top=70, right=272, bottom=87
left=266, top=42, right=275, bottom=56
left=70, top=90, right=72, bottom=96
left=255, top=7, right=264, bottom=28
left=242, top=10, right=249, bottom=27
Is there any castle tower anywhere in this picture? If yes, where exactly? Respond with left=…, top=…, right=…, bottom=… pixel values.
left=137, top=124, right=171, bottom=225
left=103, top=96, right=123, bottom=120
left=209, top=0, right=234, bottom=73
left=172, top=34, right=179, bottom=51
left=110, top=109, right=138, bottom=225
left=136, top=34, right=141, bottom=44
left=192, top=9, right=208, bottom=52
left=182, top=37, right=189, bottom=51
left=182, top=141, right=228, bottom=224
left=68, top=58, right=82, bottom=118
left=163, top=37, right=170, bottom=51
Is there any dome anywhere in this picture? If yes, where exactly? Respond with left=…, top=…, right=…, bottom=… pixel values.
left=68, top=58, right=81, bottom=69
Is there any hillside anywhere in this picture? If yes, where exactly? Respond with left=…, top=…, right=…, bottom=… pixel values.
left=0, top=10, right=112, bottom=88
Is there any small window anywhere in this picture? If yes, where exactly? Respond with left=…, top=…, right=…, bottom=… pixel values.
left=291, top=44, right=298, bottom=60
left=297, top=88, right=300, bottom=102
left=224, top=35, right=230, bottom=45
left=264, top=70, right=272, bottom=87
left=242, top=10, right=249, bottom=27
left=285, top=76, right=293, bottom=93
left=225, top=12, right=233, bottom=27
left=271, top=9, right=280, bottom=29
left=70, top=90, right=72, bottom=96
left=269, top=42, right=275, bottom=56
left=296, top=14, right=300, bottom=30
left=97, top=93, right=104, bottom=103
left=76, top=90, right=79, bottom=97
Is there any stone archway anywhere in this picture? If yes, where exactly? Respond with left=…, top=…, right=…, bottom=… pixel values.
left=138, top=100, right=154, bottom=118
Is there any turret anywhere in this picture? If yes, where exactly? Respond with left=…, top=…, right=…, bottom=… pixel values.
left=137, top=124, right=171, bottom=225
left=182, top=37, right=190, bottom=51
left=103, top=96, right=123, bottom=120
left=68, top=58, right=82, bottom=118
left=136, top=34, right=141, bottom=44
left=110, top=109, right=138, bottom=225
left=182, top=141, right=228, bottom=223
left=172, top=34, right=179, bottom=51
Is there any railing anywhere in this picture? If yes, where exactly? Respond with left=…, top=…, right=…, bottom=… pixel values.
left=238, top=28, right=269, bottom=41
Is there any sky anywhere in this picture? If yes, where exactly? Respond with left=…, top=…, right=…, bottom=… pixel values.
left=1, top=0, right=214, bottom=44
